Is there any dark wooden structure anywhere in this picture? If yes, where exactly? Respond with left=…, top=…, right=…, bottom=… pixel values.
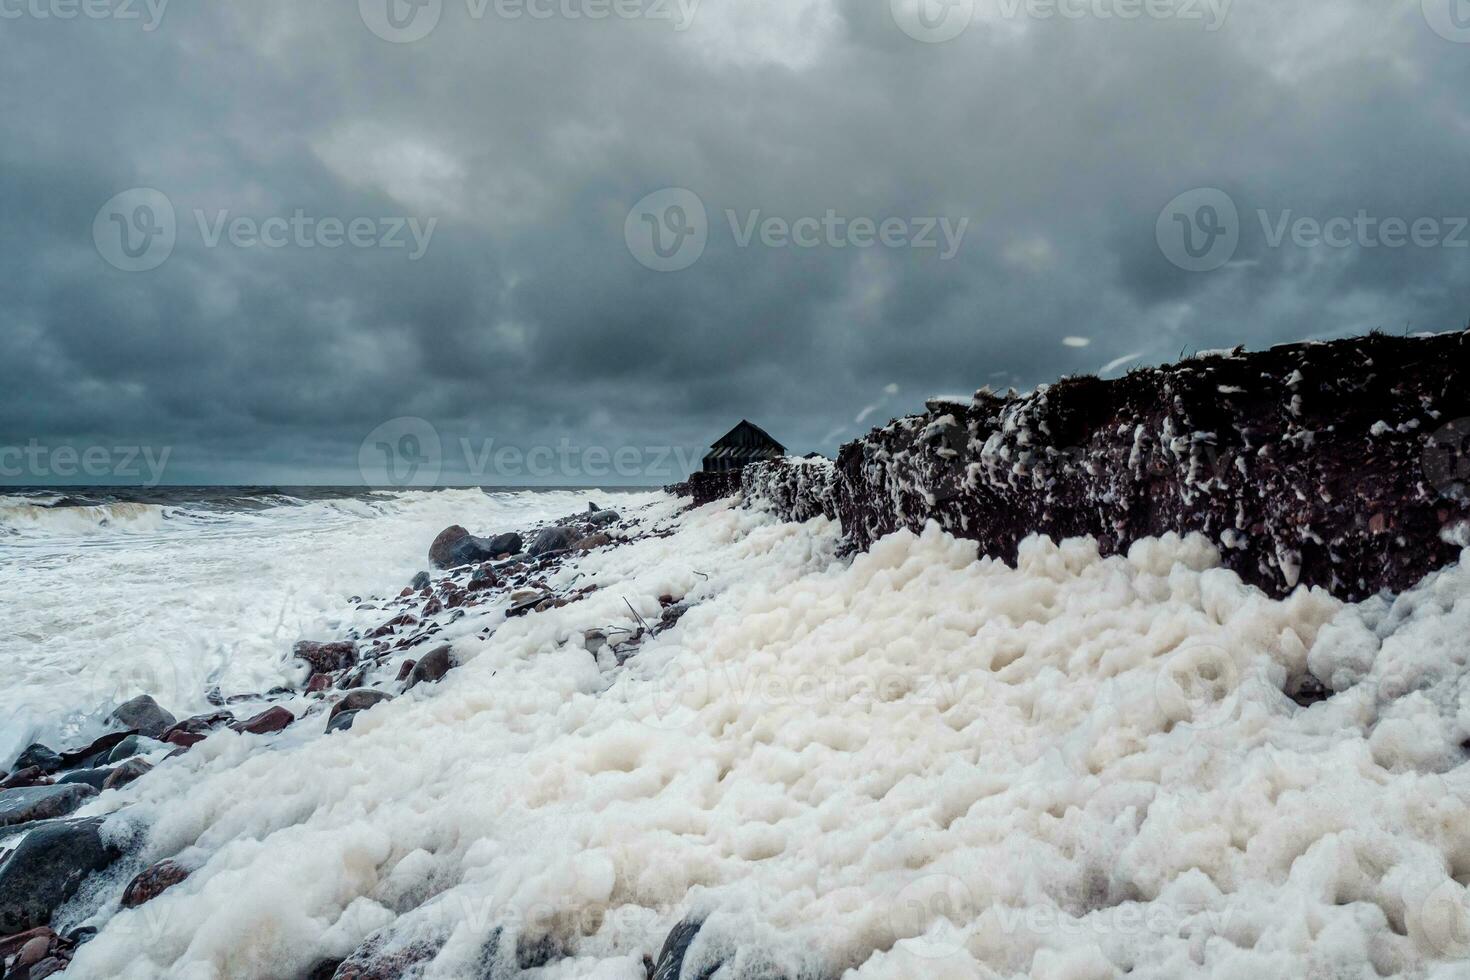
left=702, top=420, right=786, bottom=474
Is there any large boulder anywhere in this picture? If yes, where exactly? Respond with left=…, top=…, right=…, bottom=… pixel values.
left=528, top=525, right=580, bottom=557
left=0, top=785, right=97, bottom=828
left=228, top=706, right=295, bottom=735
left=429, top=527, right=522, bottom=569
left=0, top=818, right=121, bottom=934
left=107, top=695, right=176, bottom=739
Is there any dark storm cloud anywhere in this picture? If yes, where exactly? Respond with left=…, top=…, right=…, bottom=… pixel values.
left=1, top=0, right=1468, bottom=484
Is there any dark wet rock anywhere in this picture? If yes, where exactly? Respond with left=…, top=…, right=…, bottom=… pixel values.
left=690, top=471, right=742, bottom=506
left=0, top=818, right=121, bottom=934
left=430, top=526, right=523, bottom=569
left=160, top=711, right=235, bottom=749
left=103, top=758, right=152, bottom=791
left=105, top=735, right=164, bottom=765
left=656, top=603, right=691, bottom=634
left=107, top=695, right=176, bottom=739
left=0, top=928, right=56, bottom=968
left=0, top=768, right=52, bottom=790
left=62, top=730, right=141, bottom=770
left=395, top=660, right=416, bottom=682
left=1289, top=674, right=1330, bottom=708
left=428, top=524, right=471, bottom=568
left=56, top=768, right=113, bottom=791
left=13, top=745, right=63, bottom=775
left=747, top=330, right=1470, bottom=602
left=0, top=785, right=97, bottom=828
left=324, top=710, right=360, bottom=734
left=405, top=645, right=456, bottom=689
left=588, top=509, right=620, bottom=527
left=31, top=957, right=67, bottom=979
left=528, top=526, right=580, bottom=557
left=575, top=532, right=612, bottom=551
left=410, top=571, right=431, bottom=590
left=229, top=706, right=295, bottom=735
left=294, top=641, right=360, bottom=674
left=120, top=858, right=191, bottom=909
left=468, top=566, right=498, bottom=591
left=331, top=930, right=442, bottom=980
left=307, top=672, right=334, bottom=694
left=329, top=690, right=393, bottom=721
left=652, top=917, right=708, bottom=980
left=369, top=612, right=418, bottom=638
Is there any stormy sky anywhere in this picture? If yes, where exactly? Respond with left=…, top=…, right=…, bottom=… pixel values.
left=1, top=0, right=1467, bottom=485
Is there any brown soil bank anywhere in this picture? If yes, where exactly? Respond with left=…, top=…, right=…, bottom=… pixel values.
left=750, top=330, right=1470, bottom=601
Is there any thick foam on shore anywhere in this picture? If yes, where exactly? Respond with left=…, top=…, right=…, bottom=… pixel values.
left=0, top=489, right=654, bottom=764
left=55, top=495, right=1470, bottom=979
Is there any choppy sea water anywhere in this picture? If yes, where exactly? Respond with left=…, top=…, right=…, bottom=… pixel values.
left=0, top=486, right=653, bottom=764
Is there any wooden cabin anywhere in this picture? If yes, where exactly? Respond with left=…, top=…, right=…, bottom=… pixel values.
left=702, top=420, right=786, bottom=474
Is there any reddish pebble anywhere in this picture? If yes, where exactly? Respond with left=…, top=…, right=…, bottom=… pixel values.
left=230, top=706, right=294, bottom=735
left=121, top=859, right=192, bottom=909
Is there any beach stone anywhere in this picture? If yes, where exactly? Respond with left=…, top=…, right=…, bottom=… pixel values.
left=325, top=710, right=360, bottom=735
left=410, top=571, right=431, bottom=590
left=528, top=526, right=579, bottom=557
left=468, top=566, right=498, bottom=591
left=329, top=690, right=393, bottom=721
left=230, top=706, right=295, bottom=735
left=587, top=509, right=620, bottom=527
left=31, top=958, right=66, bottom=979
left=106, top=734, right=164, bottom=765
left=120, top=859, right=190, bottom=909
left=18, top=934, right=52, bottom=966
left=396, top=660, right=416, bottom=682
left=103, top=758, right=152, bottom=790
left=13, top=744, right=63, bottom=775
left=63, top=730, right=139, bottom=769
left=0, top=784, right=97, bottom=828
left=293, top=640, right=359, bottom=674
left=0, top=767, right=52, bottom=790
left=406, top=645, right=455, bottom=688
left=575, top=532, right=612, bottom=551
left=0, top=818, right=121, bottom=934
left=107, top=695, right=176, bottom=738
left=56, top=768, right=113, bottom=791
left=651, top=917, right=708, bottom=980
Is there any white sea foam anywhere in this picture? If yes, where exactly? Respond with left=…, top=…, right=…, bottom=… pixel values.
left=34, top=495, right=1470, bottom=978
left=0, top=489, right=650, bottom=764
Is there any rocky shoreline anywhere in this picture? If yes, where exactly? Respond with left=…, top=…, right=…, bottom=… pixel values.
left=0, top=499, right=731, bottom=980
left=739, top=330, right=1470, bottom=601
